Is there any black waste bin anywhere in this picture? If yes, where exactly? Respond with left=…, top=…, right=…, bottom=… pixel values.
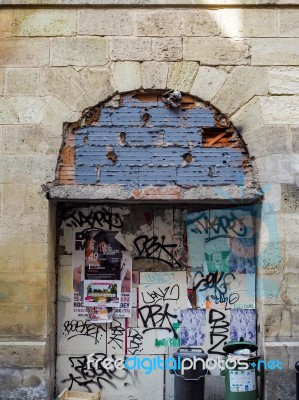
left=171, top=347, right=208, bottom=400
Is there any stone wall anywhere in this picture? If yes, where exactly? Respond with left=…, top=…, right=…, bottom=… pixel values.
left=0, top=4, right=298, bottom=399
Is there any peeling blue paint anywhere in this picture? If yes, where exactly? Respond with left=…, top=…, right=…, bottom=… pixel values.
left=74, top=94, right=246, bottom=187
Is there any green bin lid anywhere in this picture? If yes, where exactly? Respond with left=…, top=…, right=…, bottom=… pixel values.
left=223, top=337, right=258, bottom=354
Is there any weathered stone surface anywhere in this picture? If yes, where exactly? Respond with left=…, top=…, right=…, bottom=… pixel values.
left=264, top=305, right=291, bottom=339
left=152, top=38, right=182, bottom=61
left=252, top=38, right=299, bottom=65
left=256, top=155, right=295, bottom=184
left=0, top=69, right=4, bottom=95
left=213, top=66, right=268, bottom=115
left=0, top=10, right=13, bottom=37
left=265, top=369, right=296, bottom=399
left=279, top=10, right=299, bottom=37
left=190, top=66, right=228, bottom=102
left=14, top=9, right=76, bottom=36
left=184, top=37, right=250, bottom=65
left=2, top=184, right=26, bottom=213
left=75, top=68, right=116, bottom=112
left=40, top=97, right=79, bottom=131
left=141, top=62, right=168, bottom=89
left=291, top=125, right=299, bottom=153
left=23, top=242, right=48, bottom=273
left=5, top=68, right=39, bottom=95
left=221, top=9, right=277, bottom=37
left=0, top=96, right=51, bottom=124
left=243, top=125, right=289, bottom=158
left=0, top=242, right=24, bottom=273
left=135, top=10, right=182, bottom=36
left=281, top=184, right=299, bottom=213
left=269, top=67, right=299, bottom=94
left=283, top=213, right=299, bottom=243
left=0, top=273, right=47, bottom=305
left=0, top=38, right=49, bottom=67
left=78, top=10, right=134, bottom=35
left=0, top=368, right=46, bottom=400
left=50, top=37, right=108, bottom=66
left=2, top=0, right=299, bottom=4
left=232, top=97, right=264, bottom=134
left=181, top=10, right=220, bottom=36
left=260, top=96, right=299, bottom=124
left=167, top=62, right=198, bottom=92
left=110, top=37, right=152, bottom=61
left=112, top=62, right=141, bottom=92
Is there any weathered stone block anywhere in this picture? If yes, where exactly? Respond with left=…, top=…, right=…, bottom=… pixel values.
left=112, top=62, right=141, bottom=92
left=256, top=155, right=295, bottom=184
left=0, top=10, right=13, bottom=37
left=0, top=242, right=24, bottom=273
left=190, top=66, right=228, bottom=102
left=0, top=304, right=47, bottom=337
left=0, top=96, right=51, bottom=124
left=5, top=68, right=39, bottom=95
left=50, top=37, right=108, bottom=67
left=284, top=213, right=299, bottom=243
left=0, top=368, right=46, bottom=400
left=40, top=97, right=79, bottom=131
left=141, top=62, right=168, bottom=89
left=23, top=242, right=48, bottom=273
left=14, top=9, right=76, bottom=36
left=269, top=67, right=299, bottom=94
left=232, top=97, right=264, bottom=134
left=75, top=68, right=116, bottom=112
left=279, top=10, right=299, bottom=37
left=78, top=10, right=134, bottom=35
left=184, top=37, right=250, bottom=65
left=252, top=38, right=299, bottom=65
left=213, top=66, right=268, bottom=115
left=167, top=62, right=198, bottom=92
left=110, top=37, right=152, bottom=61
left=221, top=9, right=277, bottom=37
left=265, top=369, right=296, bottom=399
left=0, top=69, right=4, bottom=95
left=244, top=126, right=289, bottom=158
left=291, top=125, right=299, bottom=153
left=260, top=96, right=299, bottom=124
left=264, top=305, right=291, bottom=339
left=181, top=10, right=220, bottom=36
left=135, top=10, right=182, bottom=36
left=152, top=38, right=182, bottom=61
left=0, top=38, right=49, bottom=67
left=2, top=184, right=26, bottom=213
left=281, top=184, right=299, bottom=213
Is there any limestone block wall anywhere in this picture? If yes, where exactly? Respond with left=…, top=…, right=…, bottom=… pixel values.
left=0, top=3, right=298, bottom=399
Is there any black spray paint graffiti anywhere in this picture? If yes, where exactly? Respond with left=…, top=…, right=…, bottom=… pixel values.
left=193, top=271, right=240, bottom=310
left=190, top=211, right=248, bottom=240
left=63, top=208, right=124, bottom=230
left=134, top=235, right=182, bottom=269
left=63, top=320, right=106, bottom=345
left=107, top=320, right=125, bottom=350
left=127, top=328, right=143, bottom=355
left=208, top=309, right=229, bottom=356
left=62, top=354, right=137, bottom=391
left=141, top=284, right=180, bottom=305
left=138, top=303, right=178, bottom=338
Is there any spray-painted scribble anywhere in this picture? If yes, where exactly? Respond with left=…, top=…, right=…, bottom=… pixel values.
left=107, top=320, right=125, bottom=350
left=180, top=309, right=206, bottom=346
left=141, top=284, right=180, bottom=305
left=127, top=328, right=144, bottom=355
left=208, top=309, right=229, bottom=355
left=134, top=235, right=182, bottom=269
left=63, top=320, right=106, bottom=345
left=138, top=303, right=178, bottom=338
left=63, top=208, right=124, bottom=230
left=230, top=309, right=256, bottom=342
left=62, top=354, right=136, bottom=391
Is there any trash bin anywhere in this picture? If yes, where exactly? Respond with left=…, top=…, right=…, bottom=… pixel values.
left=171, top=347, right=208, bottom=400
left=221, top=337, right=259, bottom=400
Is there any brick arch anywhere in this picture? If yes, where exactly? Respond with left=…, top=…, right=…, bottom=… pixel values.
left=50, top=90, right=261, bottom=201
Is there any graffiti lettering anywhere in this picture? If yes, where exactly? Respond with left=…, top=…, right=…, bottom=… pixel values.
left=193, top=271, right=240, bottom=310
left=64, top=208, right=124, bottom=230
left=62, top=353, right=136, bottom=391
left=134, top=235, right=182, bottom=269
left=127, top=328, right=143, bottom=355
left=107, top=320, right=125, bottom=350
left=138, top=303, right=178, bottom=338
left=141, top=284, right=180, bottom=305
left=208, top=309, right=229, bottom=355
left=63, top=320, right=105, bottom=345
left=190, top=212, right=247, bottom=239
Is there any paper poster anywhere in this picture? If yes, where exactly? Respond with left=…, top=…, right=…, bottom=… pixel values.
left=84, top=230, right=125, bottom=280
left=179, top=309, right=206, bottom=346
left=72, top=231, right=86, bottom=317
left=86, top=306, right=116, bottom=323
left=84, top=280, right=121, bottom=307
left=115, top=251, right=133, bottom=318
